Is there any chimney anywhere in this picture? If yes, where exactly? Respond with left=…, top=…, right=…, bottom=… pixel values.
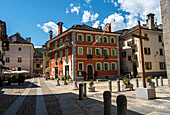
left=26, top=37, right=31, bottom=43
left=147, top=13, right=155, bottom=29
left=57, top=22, right=63, bottom=35
left=98, top=26, right=102, bottom=30
left=155, top=22, right=158, bottom=28
left=158, top=24, right=163, bottom=30
left=49, top=30, right=53, bottom=40
left=105, top=23, right=111, bottom=32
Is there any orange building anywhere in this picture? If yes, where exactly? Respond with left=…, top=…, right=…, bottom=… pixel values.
left=46, top=22, right=120, bottom=80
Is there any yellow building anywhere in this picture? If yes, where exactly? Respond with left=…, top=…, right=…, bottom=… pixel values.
left=41, top=48, right=50, bottom=74
left=119, top=13, right=166, bottom=77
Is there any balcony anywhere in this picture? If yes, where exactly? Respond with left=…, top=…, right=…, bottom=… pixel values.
left=130, top=54, right=137, bottom=62
left=104, top=55, right=109, bottom=59
left=87, top=54, right=93, bottom=59
left=47, top=42, right=72, bottom=55
left=127, top=40, right=136, bottom=47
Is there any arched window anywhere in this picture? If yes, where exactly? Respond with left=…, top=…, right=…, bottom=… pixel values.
left=18, top=47, right=21, bottom=51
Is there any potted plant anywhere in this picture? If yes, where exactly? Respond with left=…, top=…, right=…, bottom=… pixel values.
left=122, top=77, right=133, bottom=91
left=67, top=75, right=72, bottom=82
left=94, top=71, right=98, bottom=81
left=88, top=80, right=95, bottom=92
left=146, top=76, right=155, bottom=88
left=11, top=74, right=19, bottom=86
left=18, top=74, right=25, bottom=85
left=46, top=74, right=50, bottom=80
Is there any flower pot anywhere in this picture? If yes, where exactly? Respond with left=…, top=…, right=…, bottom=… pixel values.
left=88, top=86, right=95, bottom=92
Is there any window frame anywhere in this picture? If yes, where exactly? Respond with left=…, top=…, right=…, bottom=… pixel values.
left=18, top=57, right=22, bottom=63
left=78, top=62, right=84, bottom=71
left=6, top=57, right=10, bottom=63
left=87, top=47, right=92, bottom=55
left=111, top=63, right=117, bottom=70
left=111, top=49, right=116, bottom=56
left=77, top=34, right=84, bottom=42
left=95, top=48, right=102, bottom=56
left=110, top=37, right=116, bottom=44
left=145, top=62, right=152, bottom=70
left=95, top=35, right=101, bottom=43
left=103, top=62, right=110, bottom=71
left=86, top=35, right=93, bottom=42
left=18, top=47, right=21, bottom=51
left=78, top=47, right=83, bottom=55
left=102, top=36, right=108, bottom=43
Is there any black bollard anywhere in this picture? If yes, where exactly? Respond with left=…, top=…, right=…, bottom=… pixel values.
left=160, top=76, right=163, bottom=86
left=108, top=80, right=112, bottom=92
left=155, top=77, right=158, bottom=87
left=135, top=78, right=139, bottom=88
left=79, top=83, right=83, bottom=100
left=103, top=91, right=112, bottom=115
left=117, top=79, right=120, bottom=92
left=83, top=83, right=87, bottom=97
left=116, top=95, right=127, bottom=115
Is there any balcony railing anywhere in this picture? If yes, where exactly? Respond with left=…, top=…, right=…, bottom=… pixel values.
left=87, top=54, right=93, bottom=59
left=127, top=40, right=136, bottom=47
left=104, top=55, right=109, bottom=59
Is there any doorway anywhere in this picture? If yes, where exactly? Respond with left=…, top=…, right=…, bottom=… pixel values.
left=133, top=63, right=138, bottom=77
left=65, top=66, right=69, bottom=78
left=87, top=65, right=93, bottom=79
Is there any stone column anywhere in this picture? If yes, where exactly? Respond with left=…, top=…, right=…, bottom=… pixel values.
left=108, top=80, right=112, bottom=92
left=103, top=91, right=112, bottom=115
left=160, top=0, right=170, bottom=93
left=117, top=79, right=120, bottom=92
left=116, top=95, right=127, bottom=115
left=79, top=83, right=83, bottom=100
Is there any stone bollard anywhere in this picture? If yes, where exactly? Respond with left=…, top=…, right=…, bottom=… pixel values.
left=116, top=95, right=127, bottom=115
left=155, top=77, right=158, bottom=87
left=73, top=81, right=79, bottom=90
left=56, top=79, right=60, bottom=86
left=160, top=76, right=163, bottom=86
left=108, top=80, right=112, bottom=92
left=117, top=79, right=120, bottom=92
left=83, top=83, right=87, bottom=97
left=103, top=91, right=112, bottom=115
left=79, top=83, right=83, bottom=100
left=135, top=78, right=139, bottom=88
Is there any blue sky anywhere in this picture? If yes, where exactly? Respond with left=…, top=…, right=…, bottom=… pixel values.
left=0, top=0, right=161, bottom=47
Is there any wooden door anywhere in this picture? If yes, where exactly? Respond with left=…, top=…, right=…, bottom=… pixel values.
left=87, top=65, right=93, bottom=79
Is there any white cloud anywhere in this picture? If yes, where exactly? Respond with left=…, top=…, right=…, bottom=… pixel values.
left=103, top=13, right=125, bottom=31
left=114, top=2, right=118, bottom=7
left=85, top=0, right=92, bottom=3
left=35, top=46, right=42, bottom=48
left=81, top=11, right=99, bottom=23
left=81, top=11, right=91, bottom=23
left=37, top=21, right=67, bottom=35
left=70, top=3, right=74, bottom=7
left=66, top=8, right=69, bottom=14
left=92, top=21, right=100, bottom=28
left=117, top=0, right=161, bottom=28
left=111, top=0, right=114, bottom=3
left=91, top=13, right=99, bottom=22
left=71, top=6, right=80, bottom=15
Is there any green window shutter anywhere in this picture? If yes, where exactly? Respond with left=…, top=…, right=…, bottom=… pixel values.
left=87, top=48, right=92, bottom=55
left=102, top=37, right=104, bottom=43
left=100, top=49, right=102, bottom=55
left=110, top=37, right=112, bottom=43
left=82, top=35, right=84, bottom=41
left=115, top=63, right=117, bottom=70
left=86, top=35, right=88, bottom=42
left=91, top=35, right=93, bottom=42
left=95, top=49, right=97, bottom=55
left=115, top=49, right=117, bottom=56
left=77, top=34, right=79, bottom=41
left=111, top=49, right=113, bottom=56
left=65, top=49, right=68, bottom=56
left=111, top=63, right=113, bottom=70
left=100, top=63, right=102, bottom=70
left=107, top=49, right=109, bottom=55
left=108, top=63, right=110, bottom=70
left=107, top=37, right=109, bottom=43
left=78, top=47, right=83, bottom=55
left=95, top=63, right=97, bottom=70
left=103, top=63, right=105, bottom=70
left=114, top=38, right=116, bottom=43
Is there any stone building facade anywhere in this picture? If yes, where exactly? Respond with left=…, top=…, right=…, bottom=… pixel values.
left=160, top=0, right=170, bottom=91
left=47, top=22, right=120, bottom=80
left=4, top=33, right=34, bottom=77
left=119, top=13, right=166, bottom=77
left=33, top=51, right=43, bottom=76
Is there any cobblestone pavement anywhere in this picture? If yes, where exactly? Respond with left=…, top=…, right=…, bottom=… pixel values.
left=0, top=78, right=63, bottom=115
left=45, top=78, right=170, bottom=115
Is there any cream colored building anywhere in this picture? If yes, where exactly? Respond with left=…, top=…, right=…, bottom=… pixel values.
left=4, top=33, right=34, bottom=77
left=120, top=13, right=166, bottom=77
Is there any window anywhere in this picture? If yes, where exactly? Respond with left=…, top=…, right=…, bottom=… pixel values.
left=128, top=56, right=131, bottom=61
left=78, top=47, right=83, bottom=55
left=160, top=62, right=166, bottom=70
left=86, top=35, right=93, bottom=42
left=12, top=36, right=16, bottom=42
left=18, top=67, right=21, bottom=71
left=159, top=35, right=162, bottom=42
left=95, top=35, right=100, bottom=43
left=95, top=48, right=102, bottom=55
left=78, top=62, right=83, bottom=71
left=46, top=61, right=49, bottom=66
left=103, top=37, right=108, bottom=43
left=65, top=36, right=69, bottom=43
left=111, top=49, right=116, bottom=56
left=104, top=49, right=109, bottom=56
left=36, top=64, right=40, bottom=68
left=103, top=63, right=110, bottom=70
left=18, top=57, right=22, bottom=63
left=77, top=34, right=84, bottom=41
left=110, top=37, right=116, bottom=43
left=18, top=47, right=21, bottom=51
left=55, top=53, right=58, bottom=61
left=60, top=39, right=63, bottom=46
left=95, top=63, right=102, bottom=71
left=122, top=51, right=126, bottom=58
left=65, top=49, right=68, bottom=60
left=6, top=57, right=10, bottom=63
left=111, top=63, right=117, bottom=70
left=87, top=48, right=92, bottom=55
left=55, top=41, right=58, bottom=48
left=60, top=51, right=63, bottom=61
left=144, top=48, right=151, bottom=55
left=160, top=49, right=163, bottom=55
left=145, top=62, right=152, bottom=70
